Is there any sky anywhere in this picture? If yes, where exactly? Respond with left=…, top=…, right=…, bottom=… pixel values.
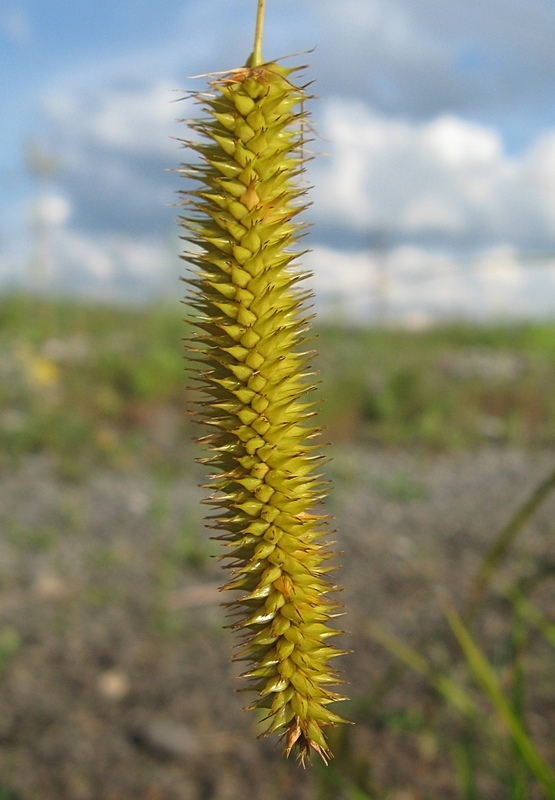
left=2, top=0, right=555, bottom=322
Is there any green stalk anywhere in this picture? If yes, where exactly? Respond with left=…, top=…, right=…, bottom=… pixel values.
left=467, top=464, right=555, bottom=618
left=444, top=603, right=555, bottom=797
left=178, top=22, right=348, bottom=764
left=366, top=621, right=478, bottom=719
left=251, top=0, right=266, bottom=67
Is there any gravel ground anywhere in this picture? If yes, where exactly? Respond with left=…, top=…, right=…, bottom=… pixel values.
left=0, top=445, right=554, bottom=800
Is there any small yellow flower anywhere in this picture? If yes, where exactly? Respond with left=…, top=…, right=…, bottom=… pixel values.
left=17, top=344, right=59, bottom=388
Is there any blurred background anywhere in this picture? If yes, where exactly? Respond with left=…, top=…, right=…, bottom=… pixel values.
left=3, top=0, right=555, bottom=320
left=2, top=2, right=555, bottom=799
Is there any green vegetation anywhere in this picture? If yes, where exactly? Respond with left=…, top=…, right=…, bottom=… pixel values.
left=339, top=468, right=555, bottom=799
left=0, top=294, right=187, bottom=474
left=0, top=628, right=21, bottom=675
left=317, top=322, right=555, bottom=447
left=0, top=787, right=21, bottom=800
left=2, top=294, right=555, bottom=475
left=1, top=293, right=554, bottom=793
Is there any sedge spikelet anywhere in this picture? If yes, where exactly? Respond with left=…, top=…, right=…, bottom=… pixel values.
left=178, top=57, right=348, bottom=764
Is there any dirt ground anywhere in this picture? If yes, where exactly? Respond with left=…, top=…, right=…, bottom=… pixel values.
left=0, top=445, right=554, bottom=800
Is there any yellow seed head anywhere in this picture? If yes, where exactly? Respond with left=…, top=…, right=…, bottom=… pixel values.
left=179, top=59, right=349, bottom=764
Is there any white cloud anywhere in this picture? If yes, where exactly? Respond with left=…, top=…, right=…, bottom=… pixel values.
left=45, top=80, right=182, bottom=159
left=36, top=194, right=71, bottom=226
left=31, top=81, right=555, bottom=320
left=307, top=243, right=555, bottom=322
left=312, top=99, right=555, bottom=251
left=108, top=233, right=173, bottom=279
left=2, top=18, right=551, bottom=322
left=305, top=246, right=370, bottom=295
left=57, top=229, right=114, bottom=281
left=402, top=199, right=463, bottom=234
left=423, top=116, right=501, bottom=168
left=315, top=0, right=447, bottom=78
left=310, top=0, right=555, bottom=129
left=48, top=228, right=177, bottom=299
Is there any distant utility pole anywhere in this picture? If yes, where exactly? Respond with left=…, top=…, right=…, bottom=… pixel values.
left=24, top=140, right=61, bottom=290
left=369, top=228, right=389, bottom=326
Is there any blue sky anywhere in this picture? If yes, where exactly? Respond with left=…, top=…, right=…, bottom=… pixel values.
left=3, top=0, right=555, bottom=320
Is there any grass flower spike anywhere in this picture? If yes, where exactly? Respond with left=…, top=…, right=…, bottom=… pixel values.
left=179, top=0, right=348, bottom=764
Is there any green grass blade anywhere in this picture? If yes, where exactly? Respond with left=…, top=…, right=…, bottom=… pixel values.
left=511, top=593, right=555, bottom=650
left=451, top=735, right=479, bottom=800
left=467, top=465, right=555, bottom=616
left=510, top=614, right=531, bottom=800
left=443, top=603, right=555, bottom=798
left=366, top=622, right=478, bottom=719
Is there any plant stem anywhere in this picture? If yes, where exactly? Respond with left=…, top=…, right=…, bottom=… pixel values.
left=251, top=0, right=266, bottom=66
left=466, top=462, right=555, bottom=619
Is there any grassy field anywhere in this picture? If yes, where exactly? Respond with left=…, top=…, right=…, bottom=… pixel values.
left=1, top=293, right=555, bottom=798
left=2, top=292, right=555, bottom=474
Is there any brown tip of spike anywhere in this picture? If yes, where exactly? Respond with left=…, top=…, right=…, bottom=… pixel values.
left=281, top=717, right=332, bottom=767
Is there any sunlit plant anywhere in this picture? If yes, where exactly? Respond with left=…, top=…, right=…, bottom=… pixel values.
left=178, top=0, right=348, bottom=764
